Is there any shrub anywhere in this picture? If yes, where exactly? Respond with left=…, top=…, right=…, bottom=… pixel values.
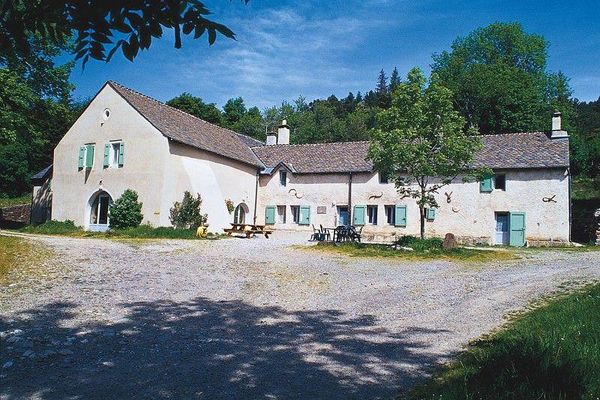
left=395, top=235, right=443, bottom=251
left=169, top=191, right=208, bottom=229
left=109, top=189, right=143, bottom=229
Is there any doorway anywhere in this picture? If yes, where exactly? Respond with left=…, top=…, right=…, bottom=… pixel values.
left=495, top=212, right=509, bottom=245
left=89, top=191, right=112, bottom=232
left=234, top=203, right=248, bottom=224
left=337, top=206, right=349, bottom=226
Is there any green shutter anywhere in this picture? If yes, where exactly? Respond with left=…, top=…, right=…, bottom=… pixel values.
left=118, top=142, right=124, bottom=166
left=509, top=212, right=526, bottom=247
left=265, top=205, right=276, bottom=225
left=299, top=205, right=310, bottom=225
left=103, top=144, right=110, bottom=167
left=78, top=146, right=85, bottom=169
left=480, top=175, right=493, bottom=192
left=85, top=144, right=94, bottom=168
left=426, top=208, right=436, bottom=220
left=353, top=205, right=366, bottom=225
left=394, top=204, right=407, bottom=227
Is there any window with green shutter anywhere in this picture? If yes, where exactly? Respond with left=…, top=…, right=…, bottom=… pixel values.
left=78, top=146, right=86, bottom=169
left=265, top=205, right=276, bottom=225
left=85, top=144, right=95, bottom=168
left=480, top=175, right=493, bottom=192
left=103, top=144, right=110, bottom=168
left=394, top=204, right=407, bottom=227
left=353, top=205, right=366, bottom=225
left=299, top=205, right=310, bottom=225
left=426, top=208, right=436, bottom=220
left=118, top=142, right=125, bottom=167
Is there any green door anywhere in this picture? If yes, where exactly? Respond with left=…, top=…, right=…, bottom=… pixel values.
left=509, top=212, right=526, bottom=247
left=353, top=205, right=366, bottom=225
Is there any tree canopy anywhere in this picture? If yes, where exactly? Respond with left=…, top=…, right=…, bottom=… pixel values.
left=1, top=0, right=247, bottom=67
left=368, top=68, right=483, bottom=239
left=431, top=22, right=570, bottom=134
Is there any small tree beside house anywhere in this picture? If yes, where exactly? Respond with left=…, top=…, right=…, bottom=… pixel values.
left=368, top=67, right=485, bottom=239
left=109, top=189, right=144, bottom=229
left=170, top=191, right=208, bottom=229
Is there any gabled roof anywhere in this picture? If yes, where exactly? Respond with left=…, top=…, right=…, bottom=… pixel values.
left=252, top=132, right=570, bottom=174
left=474, top=132, right=569, bottom=169
left=251, top=141, right=372, bottom=174
left=31, top=164, right=53, bottom=184
left=107, top=81, right=264, bottom=168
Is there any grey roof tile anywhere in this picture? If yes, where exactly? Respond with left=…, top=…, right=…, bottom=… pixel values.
left=108, top=81, right=264, bottom=167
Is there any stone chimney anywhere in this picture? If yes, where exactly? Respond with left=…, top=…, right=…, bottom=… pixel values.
left=551, top=111, right=568, bottom=139
left=266, top=131, right=277, bottom=146
left=277, top=119, right=290, bottom=145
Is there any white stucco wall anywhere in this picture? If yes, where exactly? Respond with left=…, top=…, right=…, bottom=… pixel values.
left=257, top=167, right=570, bottom=244
left=161, top=142, right=258, bottom=232
left=51, top=85, right=169, bottom=228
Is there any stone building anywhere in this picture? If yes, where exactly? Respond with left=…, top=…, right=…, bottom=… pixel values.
left=33, top=81, right=571, bottom=245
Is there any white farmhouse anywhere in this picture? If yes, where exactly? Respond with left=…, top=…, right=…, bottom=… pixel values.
left=34, top=81, right=571, bottom=246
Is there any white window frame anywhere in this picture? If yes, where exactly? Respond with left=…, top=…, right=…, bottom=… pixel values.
left=291, top=205, right=300, bottom=224
left=277, top=205, right=287, bottom=224
left=279, top=170, right=287, bottom=186
left=367, top=205, right=378, bottom=225
left=109, top=141, right=122, bottom=168
left=385, top=205, right=395, bottom=225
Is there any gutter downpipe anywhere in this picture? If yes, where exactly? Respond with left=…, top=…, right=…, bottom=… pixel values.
left=253, top=169, right=259, bottom=224
left=348, top=172, right=353, bottom=225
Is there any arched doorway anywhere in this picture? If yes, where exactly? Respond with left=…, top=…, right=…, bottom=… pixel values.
left=88, top=190, right=113, bottom=231
left=233, top=203, right=248, bottom=224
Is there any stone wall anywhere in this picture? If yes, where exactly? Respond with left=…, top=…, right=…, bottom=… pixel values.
left=0, top=204, right=30, bottom=227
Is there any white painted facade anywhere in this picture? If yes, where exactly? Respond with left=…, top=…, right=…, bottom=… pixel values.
left=45, top=82, right=571, bottom=245
left=256, top=168, right=570, bottom=245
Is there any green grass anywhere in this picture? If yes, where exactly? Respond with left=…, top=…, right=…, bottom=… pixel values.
left=18, top=220, right=220, bottom=240
left=0, top=235, right=53, bottom=285
left=406, top=283, right=600, bottom=400
left=309, top=241, right=517, bottom=263
left=572, top=176, right=600, bottom=201
left=0, top=194, right=30, bottom=208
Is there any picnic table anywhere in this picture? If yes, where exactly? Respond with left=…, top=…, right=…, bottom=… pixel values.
left=224, top=223, right=273, bottom=239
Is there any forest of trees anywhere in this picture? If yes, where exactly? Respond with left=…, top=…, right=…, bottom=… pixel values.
left=1, top=22, right=599, bottom=198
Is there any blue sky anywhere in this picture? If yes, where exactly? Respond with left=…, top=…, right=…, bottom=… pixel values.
left=66, top=0, right=600, bottom=108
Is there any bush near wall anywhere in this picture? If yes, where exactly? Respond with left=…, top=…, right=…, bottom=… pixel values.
left=109, top=189, right=144, bottom=229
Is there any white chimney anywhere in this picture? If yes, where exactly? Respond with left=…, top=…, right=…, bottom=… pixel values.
left=266, top=131, right=277, bottom=145
left=551, top=111, right=568, bottom=139
left=277, top=119, right=290, bottom=145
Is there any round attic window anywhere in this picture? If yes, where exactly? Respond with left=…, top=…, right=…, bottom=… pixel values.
left=102, top=108, right=111, bottom=120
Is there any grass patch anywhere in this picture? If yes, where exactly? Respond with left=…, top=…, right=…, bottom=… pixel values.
left=405, top=283, right=600, bottom=399
left=309, top=241, right=516, bottom=263
left=18, top=220, right=221, bottom=240
left=0, top=235, right=53, bottom=286
left=0, top=194, right=30, bottom=208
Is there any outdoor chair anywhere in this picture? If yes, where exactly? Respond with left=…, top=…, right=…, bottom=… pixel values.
left=319, top=224, right=331, bottom=241
left=310, top=224, right=320, bottom=241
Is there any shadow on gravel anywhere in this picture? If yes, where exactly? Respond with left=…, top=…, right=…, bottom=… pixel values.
left=1, top=299, right=448, bottom=399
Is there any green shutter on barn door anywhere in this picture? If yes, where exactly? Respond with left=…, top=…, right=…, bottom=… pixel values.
left=426, top=208, right=436, bottom=220
left=353, top=205, right=366, bottom=225
left=509, top=212, right=526, bottom=247
left=85, top=144, right=94, bottom=168
left=118, top=142, right=125, bottom=166
left=78, top=146, right=85, bottom=169
left=480, top=175, right=493, bottom=192
left=299, top=205, right=310, bottom=225
left=103, top=144, right=110, bottom=167
left=394, top=204, right=407, bottom=227
left=265, top=205, right=276, bottom=224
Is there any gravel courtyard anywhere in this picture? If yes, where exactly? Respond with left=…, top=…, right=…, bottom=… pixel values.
left=1, top=232, right=599, bottom=400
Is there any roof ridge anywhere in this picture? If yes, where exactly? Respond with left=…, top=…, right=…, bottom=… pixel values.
left=108, top=80, right=256, bottom=142
left=251, top=140, right=369, bottom=149
left=482, top=131, right=547, bottom=136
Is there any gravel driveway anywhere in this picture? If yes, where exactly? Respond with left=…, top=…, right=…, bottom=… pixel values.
left=1, top=232, right=599, bottom=400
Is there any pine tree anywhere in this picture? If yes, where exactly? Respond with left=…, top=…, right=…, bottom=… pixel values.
left=389, top=67, right=401, bottom=92
left=376, top=69, right=391, bottom=109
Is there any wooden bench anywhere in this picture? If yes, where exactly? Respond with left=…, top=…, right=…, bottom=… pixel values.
left=224, top=223, right=273, bottom=238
